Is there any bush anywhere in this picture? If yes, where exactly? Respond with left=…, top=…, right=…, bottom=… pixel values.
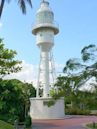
left=0, top=114, right=18, bottom=124
left=24, top=115, right=32, bottom=128
left=87, top=122, right=97, bottom=129
left=65, top=107, right=90, bottom=115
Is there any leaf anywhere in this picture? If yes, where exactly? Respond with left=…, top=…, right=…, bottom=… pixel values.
left=63, top=58, right=84, bottom=73
left=81, top=44, right=97, bottom=62
left=18, top=0, right=26, bottom=14
left=0, top=39, right=21, bottom=77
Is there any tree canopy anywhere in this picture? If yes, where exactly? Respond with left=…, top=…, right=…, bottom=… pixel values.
left=0, top=39, right=36, bottom=123
left=0, top=39, right=21, bottom=78
left=0, top=79, right=36, bottom=123
left=63, top=44, right=97, bottom=89
left=51, top=44, right=97, bottom=113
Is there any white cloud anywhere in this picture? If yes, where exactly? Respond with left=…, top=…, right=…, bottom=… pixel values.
left=4, top=61, right=38, bottom=87
left=4, top=60, right=64, bottom=87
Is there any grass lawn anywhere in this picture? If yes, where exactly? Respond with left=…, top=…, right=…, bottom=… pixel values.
left=0, top=120, right=14, bottom=129
left=87, top=123, right=97, bottom=129
left=0, top=120, right=32, bottom=129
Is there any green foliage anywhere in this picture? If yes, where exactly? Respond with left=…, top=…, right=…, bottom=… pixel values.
left=0, top=114, right=18, bottom=124
left=0, top=79, right=36, bottom=123
left=53, top=44, right=97, bottom=113
left=50, top=89, right=55, bottom=96
left=63, top=58, right=84, bottom=72
left=0, top=39, right=36, bottom=123
left=43, top=100, right=55, bottom=107
left=0, top=120, right=14, bottom=129
left=63, top=44, right=97, bottom=81
left=87, top=123, right=97, bottom=129
left=0, top=39, right=21, bottom=77
left=81, top=44, right=97, bottom=61
left=65, top=107, right=90, bottom=115
left=0, top=0, right=32, bottom=18
left=24, top=115, right=32, bottom=128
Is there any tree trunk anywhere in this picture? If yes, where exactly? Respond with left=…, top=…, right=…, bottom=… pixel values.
left=0, top=0, right=5, bottom=18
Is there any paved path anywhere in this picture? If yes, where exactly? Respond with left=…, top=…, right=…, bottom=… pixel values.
left=32, top=116, right=97, bottom=129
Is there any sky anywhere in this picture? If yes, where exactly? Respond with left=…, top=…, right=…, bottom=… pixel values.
left=0, top=0, right=97, bottom=85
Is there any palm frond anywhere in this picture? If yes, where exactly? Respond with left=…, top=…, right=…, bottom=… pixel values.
left=81, top=44, right=97, bottom=62
left=18, top=0, right=26, bottom=14
left=26, top=0, right=32, bottom=8
left=0, top=0, right=5, bottom=18
left=63, top=58, right=85, bottom=73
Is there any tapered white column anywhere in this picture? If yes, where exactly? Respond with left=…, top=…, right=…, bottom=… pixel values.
left=42, top=51, right=49, bottom=97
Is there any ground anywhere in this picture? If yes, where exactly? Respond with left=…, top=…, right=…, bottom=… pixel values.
left=0, top=120, right=14, bottom=129
left=32, top=115, right=97, bottom=129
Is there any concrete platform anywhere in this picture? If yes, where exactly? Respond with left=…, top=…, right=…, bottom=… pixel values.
left=30, top=97, right=64, bottom=119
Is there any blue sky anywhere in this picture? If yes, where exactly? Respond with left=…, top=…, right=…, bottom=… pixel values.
left=0, top=0, right=97, bottom=83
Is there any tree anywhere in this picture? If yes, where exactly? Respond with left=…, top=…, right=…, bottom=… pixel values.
left=0, top=0, right=32, bottom=18
left=20, top=82, right=36, bottom=118
left=0, top=39, right=21, bottom=78
left=63, top=44, right=97, bottom=89
left=0, top=79, right=36, bottom=123
left=53, top=44, right=97, bottom=112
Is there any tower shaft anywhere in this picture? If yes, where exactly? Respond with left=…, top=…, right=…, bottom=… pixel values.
left=42, top=51, right=49, bottom=97
left=32, top=1, right=59, bottom=98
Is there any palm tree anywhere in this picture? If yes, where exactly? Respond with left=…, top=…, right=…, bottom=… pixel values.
left=0, top=0, right=32, bottom=18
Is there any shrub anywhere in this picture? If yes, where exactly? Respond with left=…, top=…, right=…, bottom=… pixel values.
left=65, top=107, right=90, bottom=115
left=24, top=115, right=32, bottom=128
left=0, top=113, right=18, bottom=124
left=87, top=122, right=97, bottom=129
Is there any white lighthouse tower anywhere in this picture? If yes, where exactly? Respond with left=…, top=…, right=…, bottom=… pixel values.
left=30, top=0, right=64, bottom=119
left=32, top=0, right=58, bottom=98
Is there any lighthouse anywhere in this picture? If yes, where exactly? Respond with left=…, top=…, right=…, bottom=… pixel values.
left=30, top=0, right=64, bottom=119
left=32, top=0, right=59, bottom=98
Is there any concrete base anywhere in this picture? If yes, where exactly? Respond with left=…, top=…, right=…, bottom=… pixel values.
left=30, top=97, right=65, bottom=119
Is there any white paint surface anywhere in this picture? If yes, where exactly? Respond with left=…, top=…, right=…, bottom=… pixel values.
left=30, top=97, right=65, bottom=119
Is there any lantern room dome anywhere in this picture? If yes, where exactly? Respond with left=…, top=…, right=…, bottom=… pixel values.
left=36, top=1, right=54, bottom=24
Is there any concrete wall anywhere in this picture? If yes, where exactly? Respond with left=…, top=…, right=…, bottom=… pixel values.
left=30, top=97, right=65, bottom=119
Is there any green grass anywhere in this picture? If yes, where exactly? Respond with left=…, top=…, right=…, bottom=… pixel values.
left=0, top=120, right=14, bottom=129
left=0, top=120, right=32, bottom=129
left=87, top=123, right=97, bottom=129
